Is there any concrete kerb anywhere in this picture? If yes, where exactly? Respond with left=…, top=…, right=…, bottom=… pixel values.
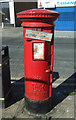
left=54, top=30, right=76, bottom=38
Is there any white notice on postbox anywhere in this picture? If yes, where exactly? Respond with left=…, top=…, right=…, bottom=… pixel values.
left=25, top=29, right=53, bottom=42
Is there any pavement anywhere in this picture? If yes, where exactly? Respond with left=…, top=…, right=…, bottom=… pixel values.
left=0, top=26, right=76, bottom=120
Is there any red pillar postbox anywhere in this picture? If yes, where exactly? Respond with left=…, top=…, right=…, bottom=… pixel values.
left=17, top=9, right=60, bottom=114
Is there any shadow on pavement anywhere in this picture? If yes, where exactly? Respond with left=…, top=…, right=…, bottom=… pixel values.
left=4, top=72, right=76, bottom=111
left=4, top=77, right=25, bottom=108
left=51, top=72, right=76, bottom=109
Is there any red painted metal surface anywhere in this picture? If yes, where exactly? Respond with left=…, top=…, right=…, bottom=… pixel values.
left=17, top=9, right=59, bottom=20
left=17, top=9, right=59, bottom=101
left=17, top=9, right=60, bottom=27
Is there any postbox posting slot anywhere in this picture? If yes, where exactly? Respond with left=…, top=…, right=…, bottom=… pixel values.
left=32, top=42, right=45, bottom=61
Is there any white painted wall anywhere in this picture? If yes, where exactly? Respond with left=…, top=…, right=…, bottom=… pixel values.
left=9, top=1, right=15, bottom=25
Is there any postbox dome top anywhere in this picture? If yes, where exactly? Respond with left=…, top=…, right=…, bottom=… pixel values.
left=17, top=9, right=60, bottom=20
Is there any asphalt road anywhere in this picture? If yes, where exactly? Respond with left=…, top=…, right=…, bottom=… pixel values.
left=1, top=27, right=75, bottom=79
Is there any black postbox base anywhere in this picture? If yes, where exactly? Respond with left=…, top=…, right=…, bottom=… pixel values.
left=25, top=96, right=51, bottom=114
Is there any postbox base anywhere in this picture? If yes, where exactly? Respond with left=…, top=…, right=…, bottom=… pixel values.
left=25, top=96, right=51, bottom=114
